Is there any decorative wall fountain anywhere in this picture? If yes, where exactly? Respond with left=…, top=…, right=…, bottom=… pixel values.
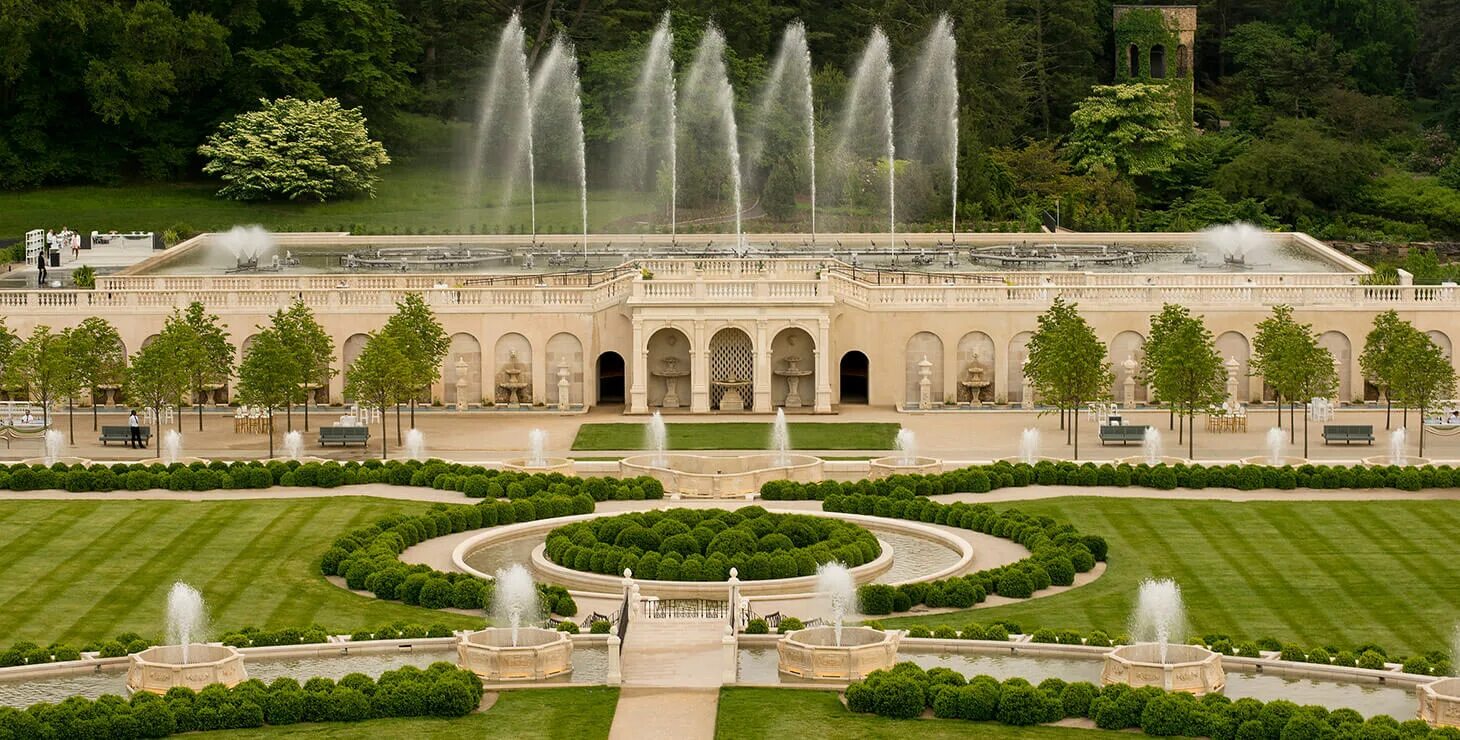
left=774, top=354, right=813, bottom=409
left=958, top=355, right=991, bottom=405
left=498, top=350, right=531, bottom=407
left=653, top=356, right=689, bottom=409
left=457, top=565, right=572, bottom=681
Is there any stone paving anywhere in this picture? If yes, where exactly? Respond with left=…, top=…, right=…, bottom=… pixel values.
left=608, top=618, right=730, bottom=739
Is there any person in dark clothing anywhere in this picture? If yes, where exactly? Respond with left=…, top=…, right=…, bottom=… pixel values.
left=128, top=409, right=143, bottom=448
left=36, top=251, right=46, bottom=285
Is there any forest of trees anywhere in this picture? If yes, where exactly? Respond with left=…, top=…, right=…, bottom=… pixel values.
left=2, top=0, right=1459, bottom=240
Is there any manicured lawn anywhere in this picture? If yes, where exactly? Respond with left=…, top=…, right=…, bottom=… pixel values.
left=215, top=687, right=620, bottom=739
left=716, top=687, right=1105, bottom=739
left=0, top=498, right=483, bottom=645
left=570, top=422, right=901, bottom=451
left=880, top=497, right=1460, bottom=654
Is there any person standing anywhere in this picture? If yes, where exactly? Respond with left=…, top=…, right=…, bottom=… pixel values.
left=36, top=249, right=47, bottom=285
left=128, top=409, right=142, bottom=448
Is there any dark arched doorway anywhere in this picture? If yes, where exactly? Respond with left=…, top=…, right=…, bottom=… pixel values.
left=596, top=352, right=625, bottom=405
left=839, top=351, right=869, bottom=405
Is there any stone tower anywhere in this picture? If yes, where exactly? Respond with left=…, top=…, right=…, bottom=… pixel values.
left=1113, top=5, right=1196, bottom=122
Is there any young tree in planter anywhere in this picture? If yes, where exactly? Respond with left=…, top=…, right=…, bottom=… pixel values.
left=1024, top=297, right=1112, bottom=459
left=382, top=293, right=449, bottom=438
left=5, top=325, right=75, bottom=429
left=1140, top=304, right=1188, bottom=432
left=345, top=331, right=410, bottom=459
left=1359, top=310, right=1410, bottom=430
left=0, top=319, right=18, bottom=392
left=165, top=302, right=234, bottom=432
left=236, top=327, right=302, bottom=459
left=272, top=300, right=336, bottom=432
left=1390, top=332, right=1456, bottom=458
left=1148, top=311, right=1227, bottom=459
left=1288, top=336, right=1339, bottom=458
left=126, top=334, right=189, bottom=456
left=1250, top=305, right=1302, bottom=431
left=64, top=317, right=127, bottom=434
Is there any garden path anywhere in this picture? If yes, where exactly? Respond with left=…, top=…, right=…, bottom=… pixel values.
left=608, top=618, right=728, bottom=739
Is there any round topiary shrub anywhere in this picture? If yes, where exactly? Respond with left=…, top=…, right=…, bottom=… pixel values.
left=871, top=674, right=926, bottom=719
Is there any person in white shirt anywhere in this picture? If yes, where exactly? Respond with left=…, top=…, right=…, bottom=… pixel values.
left=19, top=410, right=34, bottom=425
left=128, top=409, right=143, bottom=448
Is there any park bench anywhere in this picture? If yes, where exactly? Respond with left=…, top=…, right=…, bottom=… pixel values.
left=1321, top=424, right=1374, bottom=445
left=99, top=425, right=150, bottom=447
left=1099, top=424, right=1149, bottom=446
left=319, top=426, right=369, bottom=447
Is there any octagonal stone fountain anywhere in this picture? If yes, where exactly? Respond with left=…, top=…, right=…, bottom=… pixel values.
left=1101, top=642, right=1225, bottom=695
left=778, top=563, right=901, bottom=680
left=500, top=428, right=575, bottom=474
left=457, top=564, right=573, bottom=681
left=868, top=429, right=942, bottom=478
left=1418, top=678, right=1460, bottom=727
left=127, top=643, right=248, bottom=694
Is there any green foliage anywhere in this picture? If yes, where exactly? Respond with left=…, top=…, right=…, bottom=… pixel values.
left=199, top=98, right=391, bottom=201
left=4, top=325, right=75, bottom=426
left=1024, top=297, right=1112, bottom=458
left=71, top=264, right=96, bottom=288
left=344, top=331, right=410, bottom=458
left=381, top=293, right=449, bottom=409
left=1215, top=119, right=1380, bottom=222
left=1067, top=84, right=1187, bottom=177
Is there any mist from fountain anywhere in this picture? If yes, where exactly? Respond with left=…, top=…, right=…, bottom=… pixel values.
left=162, top=430, right=182, bottom=465
left=404, top=429, right=425, bottom=461
left=527, top=428, right=548, bottom=467
left=816, top=562, right=856, bottom=647
left=681, top=26, right=744, bottom=246
left=1202, top=222, right=1272, bottom=262
left=1019, top=428, right=1040, bottom=465
left=464, top=13, right=533, bottom=232
left=648, top=411, right=668, bottom=467
left=43, top=429, right=63, bottom=466
left=905, top=14, right=958, bottom=240
left=531, top=35, right=590, bottom=251
left=771, top=409, right=790, bottom=466
left=1266, top=427, right=1285, bottom=465
left=749, top=22, right=816, bottom=239
left=212, top=225, right=273, bottom=267
left=283, top=430, right=303, bottom=461
left=1142, top=427, right=1162, bottom=465
left=1390, top=427, right=1407, bottom=465
left=1131, top=578, right=1186, bottom=664
left=492, top=564, right=539, bottom=647
left=894, top=428, right=916, bottom=466
left=166, top=582, right=208, bottom=664
left=619, top=14, right=677, bottom=235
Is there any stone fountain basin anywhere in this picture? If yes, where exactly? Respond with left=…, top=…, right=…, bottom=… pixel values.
left=1116, top=456, right=1190, bottom=466
left=1418, top=677, right=1460, bottom=727
left=868, top=456, right=943, bottom=479
left=619, top=453, right=823, bottom=498
left=1101, top=643, right=1224, bottom=695
left=1363, top=456, right=1431, bottom=466
left=457, top=627, right=573, bottom=681
left=126, top=643, right=247, bottom=694
left=1240, top=456, right=1309, bottom=466
left=777, top=626, right=901, bottom=681
left=20, top=456, right=92, bottom=466
left=500, top=457, right=576, bottom=475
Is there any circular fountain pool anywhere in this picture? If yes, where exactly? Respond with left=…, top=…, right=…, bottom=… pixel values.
left=618, top=453, right=823, bottom=498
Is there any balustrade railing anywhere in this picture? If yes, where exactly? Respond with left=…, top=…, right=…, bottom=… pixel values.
left=640, top=598, right=729, bottom=620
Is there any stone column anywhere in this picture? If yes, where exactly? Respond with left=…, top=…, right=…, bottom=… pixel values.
left=814, top=318, right=832, bottom=413
left=753, top=321, right=771, bottom=413
left=629, top=320, right=648, bottom=414
left=691, top=320, right=710, bottom=413
left=606, top=634, right=622, bottom=685
left=726, top=568, right=741, bottom=631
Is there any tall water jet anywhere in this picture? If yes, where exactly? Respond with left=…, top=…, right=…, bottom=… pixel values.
left=283, top=430, right=303, bottom=461
left=749, top=22, right=816, bottom=237
left=492, top=564, right=539, bottom=647
left=894, top=428, right=916, bottom=466
left=404, top=429, right=425, bottom=461
left=1019, top=428, right=1040, bottom=465
left=905, top=15, right=959, bottom=241
left=464, top=13, right=534, bottom=233
left=815, top=562, right=856, bottom=647
left=531, top=34, right=590, bottom=255
left=162, top=430, right=182, bottom=465
left=1266, top=427, right=1285, bottom=465
left=166, top=582, right=208, bottom=664
left=1389, top=427, right=1407, bottom=465
left=527, top=428, right=548, bottom=467
left=1201, top=222, right=1273, bottom=264
left=681, top=25, right=744, bottom=246
left=1131, top=578, right=1185, bottom=663
left=771, top=408, right=790, bottom=466
left=1142, top=427, right=1162, bottom=466
left=619, top=14, right=678, bottom=236
left=212, top=225, right=275, bottom=267
left=834, top=29, right=895, bottom=242
left=43, top=429, right=63, bottom=466
left=647, top=411, right=668, bottom=467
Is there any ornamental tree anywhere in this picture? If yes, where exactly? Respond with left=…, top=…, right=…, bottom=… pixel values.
left=345, top=331, right=410, bottom=459
left=1359, top=310, right=1411, bottom=429
left=382, top=293, right=449, bottom=433
left=1024, top=297, right=1113, bottom=459
left=1067, top=83, right=1187, bottom=177
left=165, top=302, right=234, bottom=432
left=1390, top=332, right=1457, bottom=457
left=5, top=325, right=75, bottom=429
left=126, top=334, right=189, bottom=455
left=236, top=327, right=301, bottom=459
left=1250, top=305, right=1302, bottom=431
left=1145, top=307, right=1227, bottom=459
left=198, top=97, right=391, bottom=202
left=272, top=300, right=337, bottom=431
left=63, top=317, right=127, bottom=439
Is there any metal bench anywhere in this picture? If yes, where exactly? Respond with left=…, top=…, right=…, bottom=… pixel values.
left=319, top=426, right=369, bottom=447
left=1099, top=424, right=1149, bottom=446
left=100, top=425, right=150, bottom=447
left=1321, top=424, right=1374, bottom=445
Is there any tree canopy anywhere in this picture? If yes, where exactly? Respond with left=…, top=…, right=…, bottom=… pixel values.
left=1024, top=297, right=1112, bottom=459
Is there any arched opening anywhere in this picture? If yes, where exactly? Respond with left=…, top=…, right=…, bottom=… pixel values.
left=1176, top=44, right=1189, bottom=77
left=1318, top=330, right=1352, bottom=402
left=646, top=327, right=691, bottom=408
left=443, top=333, right=482, bottom=408
left=955, top=331, right=995, bottom=404
left=1109, top=331, right=1148, bottom=404
left=1150, top=45, right=1167, bottom=79
left=1127, top=44, right=1139, bottom=77
left=770, top=327, right=816, bottom=408
left=904, top=331, right=944, bottom=407
left=546, top=333, right=584, bottom=409
left=839, top=351, right=869, bottom=405
left=596, top=352, right=625, bottom=405
left=709, top=327, right=754, bottom=411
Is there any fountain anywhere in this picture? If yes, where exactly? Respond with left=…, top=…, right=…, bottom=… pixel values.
left=457, top=564, right=572, bottom=681
left=1243, top=427, right=1307, bottom=465
left=1118, top=426, right=1187, bottom=465
left=464, top=13, right=534, bottom=235
left=617, top=13, right=677, bottom=236
left=530, top=34, right=590, bottom=256
left=652, top=356, right=689, bottom=409
left=212, top=225, right=275, bottom=272
left=501, top=428, right=574, bottom=474
left=162, top=430, right=182, bottom=465
left=1366, top=426, right=1430, bottom=466
left=42, top=429, right=62, bottom=466
left=748, top=21, right=816, bottom=238
left=778, top=562, right=901, bottom=680
left=648, top=411, right=668, bottom=467
left=498, top=350, right=529, bottom=408
left=905, top=14, right=959, bottom=241
left=772, top=353, right=814, bottom=409
left=283, top=430, right=303, bottom=461
left=869, top=428, right=942, bottom=478
left=771, top=409, right=791, bottom=467
left=1102, top=578, right=1223, bottom=695
left=832, top=29, right=896, bottom=245
left=957, top=356, right=991, bottom=405
left=127, top=582, right=246, bottom=694
left=621, top=410, right=823, bottom=497
left=1020, top=428, right=1041, bottom=464
left=1418, top=627, right=1460, bottom=726
left=404, top=429, right=425, bottom=461
left=1202, top=223, right=1273, bottom=267
left=681, top=25, right=744, bottom=246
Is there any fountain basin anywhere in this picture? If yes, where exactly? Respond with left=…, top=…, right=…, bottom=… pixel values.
left=500, top=457, right=576, bottom=475
left=868, top=456, right=943, bottom=478
left=456, top=627, right=573, bottom=681
left=126, top=644, right=247, bottom=694
left=1116, top=456, right=1190, bottom=466
left=19, top=456, right=92, bottom=466
left=619, top=453, right=823, bottom=498
left=1363, top=456, right=1430, bottom=466
left=997, top=456, right=1064, bottom=465
left=777, top=626, right=901, bottom=681
left=1418, top=677, right=1460, bottom=727
left=1101, top=643, right=1224, bottom=695
left=1240, top=456, right=1309, bottom=466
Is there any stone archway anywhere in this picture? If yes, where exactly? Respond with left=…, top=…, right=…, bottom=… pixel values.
left=646, top=327, right=691, bottom=408
left=1216, top=331, right=1251, bottom=403
left=709, top=327, right=754, bottom=412
left=597, top=352, right=626, bottom=405
left=1319, top=331, right=1352, bottom=402
left=839, top=351, right=869, bottom=405
left=342, top=333, right=369, bottom=403
left=1109, top=331, right=1147, bottom=404
left=494, top=333, right=533, bottom=406
left=1008, top=331, right=1033, bottom=405
left=546, top=333, right=584, bottom=409
left=955, top=331, right=995, bottom=404
left=770, top=327, right=816, bottom=408
left=904, top=331, right=944, bottom=408
left=443, top=333, right=482, bottom=408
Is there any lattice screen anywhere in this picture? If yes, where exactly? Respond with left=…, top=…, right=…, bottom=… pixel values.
left=709, top=329, right=753, bottom=409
